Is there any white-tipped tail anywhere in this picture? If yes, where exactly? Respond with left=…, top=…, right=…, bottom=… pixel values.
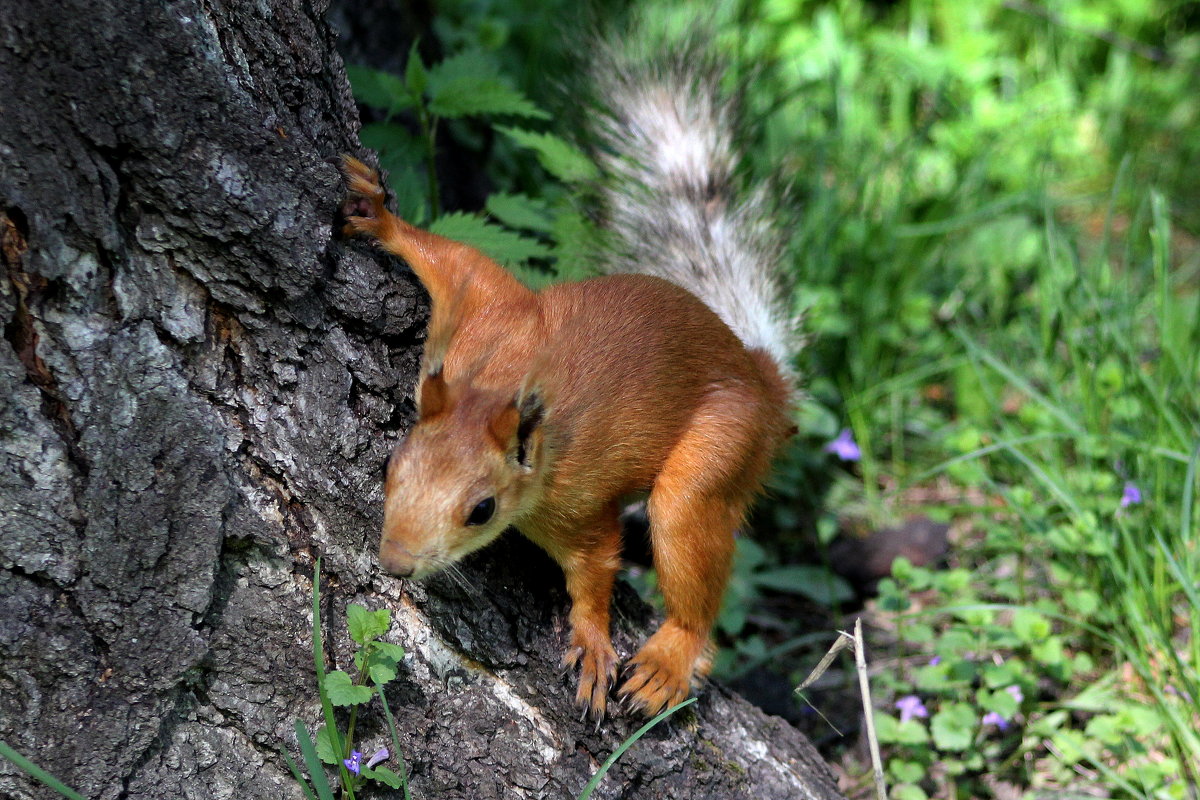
left=592, top=52, right=798, bottom=382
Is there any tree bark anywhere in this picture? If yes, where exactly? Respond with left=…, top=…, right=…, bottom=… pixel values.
left=0, top=1, right=845, bottom=798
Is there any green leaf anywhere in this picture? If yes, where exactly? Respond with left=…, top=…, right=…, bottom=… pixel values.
left=347, top=604, right=391, bottom=645
left=373, top=641, right=405, bottom=661
left=364, top=766, right=403, bottom=789
left=486, top=193, right=555, bottom=233
left=314, top=725, right=340, bottom=765
left=426, top=52, right=547, bottom=120
left=369, top=660, right=398, bottom=685
left=429, top=212, right=551, bottom=267
left=497, top=126, right=598, bottom=183
left=752, top=565, right=855, bottom=605
left=346, top=65, right=412, bottom=114
left=359, top=123, right=421, bottom=159
left=404, top=42, right=427, bottom=97
left=1011, top=609, right=1051, bottom=642
left=888, top=759, right=927, bottom=784
left=930, top=702, right=976, bottom=751
left=324, top=670, right=375, bottom=706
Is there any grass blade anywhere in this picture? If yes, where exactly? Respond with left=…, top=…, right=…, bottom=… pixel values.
left=279, top=745, right=319, bottom=800
left=295, top=721, right=336, bottom=800
left=376, top=682, right=413, bottom=800
left=577, top=698, right=696, bottom=800
left=0, top=740, right=86, bottom=800
left=311, top=559, right=352, bottom=794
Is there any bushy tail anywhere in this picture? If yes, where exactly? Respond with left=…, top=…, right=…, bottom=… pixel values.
left=590, top=44, right=798, bottom=383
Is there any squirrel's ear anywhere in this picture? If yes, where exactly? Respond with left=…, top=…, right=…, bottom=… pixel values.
left=486, top=388, right=547, bottom=466
left=513, top=388, right=547, bottom=468
left=417, top=368, right=448, bottom=420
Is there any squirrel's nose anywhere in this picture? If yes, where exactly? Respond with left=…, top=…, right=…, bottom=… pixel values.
left=379, top=538, right=417, bottom=578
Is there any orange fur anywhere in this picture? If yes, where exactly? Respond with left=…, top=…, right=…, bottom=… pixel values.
left=341, top=156, right=793, bottom=718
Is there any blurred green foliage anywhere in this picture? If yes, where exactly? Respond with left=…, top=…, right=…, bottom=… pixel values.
left=347, top=0, right=1200, bottom=796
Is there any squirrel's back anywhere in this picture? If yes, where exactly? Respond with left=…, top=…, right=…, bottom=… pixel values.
left=590, top=46, right=797, bottom=385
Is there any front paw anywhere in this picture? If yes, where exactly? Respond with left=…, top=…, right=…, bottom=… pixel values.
left=562, top=632, right=618, bottom=721
left=617, top=624, right=705, bottom=717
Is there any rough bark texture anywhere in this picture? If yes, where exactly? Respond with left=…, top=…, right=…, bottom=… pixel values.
left=0, top=1, right=845, bottom=798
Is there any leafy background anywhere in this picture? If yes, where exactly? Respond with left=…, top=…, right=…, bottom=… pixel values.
left=344, top=0, right=1200, bottom=797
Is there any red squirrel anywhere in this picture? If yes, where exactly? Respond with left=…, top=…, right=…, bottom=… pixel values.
left=339, top=56, right=797, bottom=719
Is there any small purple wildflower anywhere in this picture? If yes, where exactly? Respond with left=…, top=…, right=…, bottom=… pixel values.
left=982, top=711, right=1009, bottom=730
left=929, top=656, right=942, bottom=667
left=824, top=429, right=861, bottom=462
left=343, top=750, right=362, bottom=775
left=366, top=748, right=389, bottom=769
left=895, top=694, right=928, bottom=723
left=1120, top=481, right=1142, bottom=508
left=1005, top=685, right=1024, bottom=704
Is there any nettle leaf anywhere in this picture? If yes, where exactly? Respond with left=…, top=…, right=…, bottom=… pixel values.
left=314, top=725, right=340, bottom=765
left=359, top=123, right=421, bottom=160
left=364, top=766, right=403, bottom=789
left=429, top=212, right=551, bottom=267
left=497, top=126, right=598, bottom=183
left=346, top=65, right=413, bottom=115
left=405, top=42, right=427, bottom=96
left=486, top=193, right=555, bottom=233
left=930, top=702, right=976, bottom=751
left=752, top=565, right=855, bottom=606
left=426, top=51, right=548, bottom=120
left=347, top=604, right=391, bottom=645
left=323, top=670, right=375, bottom=706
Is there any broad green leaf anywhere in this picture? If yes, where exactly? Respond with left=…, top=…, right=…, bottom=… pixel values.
left=369, top=659, right=398, bottom=685
left=364, top=766, right=403, bottom=789
left=930, top=702, right=976, bottom=751
left=359, top=123, right=421, bottom=160
left=347, top=604, right=390, bottom=645
left=430, top=80, right=549, bottom=119
left=497, top=126, right=598, bottom=183
left=486, top=193, right=555, bottom=233
left=314, top=725, right=339, bottom=765
left=427, top=52, right=547, bottom=120
left=753, top=565, right=855, bottom=605
left=429, top=212, right=551, bottom=267
left=346, top=65, right=412, bottom=114
left=323, top=670, right=374, bottom=706
left=373, top=641, right=406, bottom=661
left=404, top=42, right=427, bottom=96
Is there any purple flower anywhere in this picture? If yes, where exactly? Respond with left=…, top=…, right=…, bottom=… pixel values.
left=1120, top=482, right=1142, bottom=508
left=824, top=429, right=861, bottom=462
left=344, top=750, right=362, bottom=775
left=982, top=711, right=1009, bottom=730
left=1005, top=685, right=1024, bottom=704
left=366, top=747, right=389, bottom=769
left=895, top=694, right=928, bottom=723
left=929, top=656, right=941, bottom=667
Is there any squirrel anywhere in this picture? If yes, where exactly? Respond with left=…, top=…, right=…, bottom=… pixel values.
left=339, top=49, right=797, bottom=720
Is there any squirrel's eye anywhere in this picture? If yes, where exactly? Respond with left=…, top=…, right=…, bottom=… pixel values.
left=466, top=497, right=496, bottom=526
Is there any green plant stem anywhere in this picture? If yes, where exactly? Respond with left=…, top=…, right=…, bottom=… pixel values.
left=376, top=681, right=413, bottom=800
left=311, top=560, right=355, bottom=800
left=342, top=655, right=374, bottom=765
left=417, top=106, right=440, bottom=219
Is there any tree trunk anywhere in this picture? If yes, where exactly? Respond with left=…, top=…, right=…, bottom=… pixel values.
left=0, top=1, right=845, bottom=798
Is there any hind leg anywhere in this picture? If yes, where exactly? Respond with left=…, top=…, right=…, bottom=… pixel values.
left=618, top=398, right=767, bottom=715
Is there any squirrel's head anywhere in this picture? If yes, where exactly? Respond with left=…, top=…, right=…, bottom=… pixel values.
left=379, top=368, right=548, bottom=580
